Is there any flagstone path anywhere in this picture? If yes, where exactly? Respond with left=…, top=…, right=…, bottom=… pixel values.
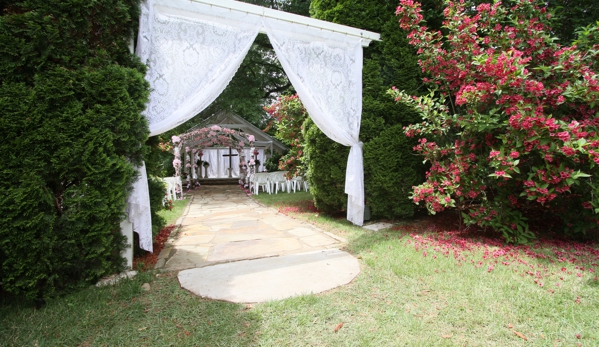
left=156, top=185, right=360, bottom=303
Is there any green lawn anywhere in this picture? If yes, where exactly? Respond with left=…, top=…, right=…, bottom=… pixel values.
left=157, top=197, right=189, bottom=225
left=2, top=190, right=598, bottom=346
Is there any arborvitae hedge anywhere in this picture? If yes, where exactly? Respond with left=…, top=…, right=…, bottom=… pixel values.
left=303, top=118, right=349, bottom=213
left=363, top=124, right=425, bottom=219
left=0, top=0, right=149, bottom=300
left=307, top=0, right=440, bottom=220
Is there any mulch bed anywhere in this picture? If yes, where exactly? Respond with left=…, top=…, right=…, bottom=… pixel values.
left=133, top=224, right=177, bottom=270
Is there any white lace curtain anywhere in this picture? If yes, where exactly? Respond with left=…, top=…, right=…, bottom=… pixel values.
left=263, top=18, right=364, bottom=226
left=129, top=0, right=366, bottom=251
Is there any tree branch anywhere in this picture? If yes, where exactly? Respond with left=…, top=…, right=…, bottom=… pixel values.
left=263, top=81, right=292, bottom=99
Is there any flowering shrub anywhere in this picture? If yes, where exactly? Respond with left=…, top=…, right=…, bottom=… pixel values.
left=164, top=198, right=174, bottom=211
left=264, top=94, right=308, bottom=177
left=391, top=0, right=599, bottom=242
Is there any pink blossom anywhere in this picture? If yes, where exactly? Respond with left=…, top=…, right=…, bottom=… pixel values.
left=561, top=146, right=575, bottom=156
left=557, top=132, right=570, bottom=142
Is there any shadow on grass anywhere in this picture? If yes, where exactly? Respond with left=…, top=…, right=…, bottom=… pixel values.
left=0, top=271, right=262, bottom=347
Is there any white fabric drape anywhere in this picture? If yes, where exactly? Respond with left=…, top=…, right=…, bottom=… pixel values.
left=202, top=148, right=246, bottom=178
left=128, top=0, right=367, bottom=252
left=232, top=150, right=241, bottom=177
left=137, top=0, right=263, bottom=136
left=127, top=162, right=153, bottom=252
left=249, top=148, right=265, bottom=172
left=128, top=0, right=262, bottom=251
left=205, top=149, right=217, bottom=178
left=263, top=18, right=365, bottom=225
left=219, top=149, right=230, bottom=177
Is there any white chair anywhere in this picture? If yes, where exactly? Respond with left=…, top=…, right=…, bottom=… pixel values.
left=162, top=176, right=182, bottom=202
left=251, top=173, right=270, bottom=195
left=302, top=178, right=309, bottom=192
left=268, top=171, right=289, bottom=194
left=291, top=176, right=305, bottom=193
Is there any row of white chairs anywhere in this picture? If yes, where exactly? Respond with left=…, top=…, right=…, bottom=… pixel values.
left=250, top=171, right=309, bottom=195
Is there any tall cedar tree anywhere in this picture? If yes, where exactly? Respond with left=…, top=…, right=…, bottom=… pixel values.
left=305, top=0, right=443, bottom=219
left=0, top=0, right=149, bottom=300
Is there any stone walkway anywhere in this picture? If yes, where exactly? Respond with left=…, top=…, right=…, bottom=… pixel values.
left=156, top=185, right=360, bottom=303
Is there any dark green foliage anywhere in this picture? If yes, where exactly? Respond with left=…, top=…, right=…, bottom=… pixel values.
left=548, top=0, right=599, bottom=43
left=145, top=135, right=176, bottom=178
left=264, top=150, right=286, bottom=172
left=147, top=176, right=167, bottom=238
left=303, top=118, right=349, bottom=213
left=0, top=0, right=149, bottom=300
left=363, top=125, right=423, bottom=219
left=304, top=0, right=438, bottom=219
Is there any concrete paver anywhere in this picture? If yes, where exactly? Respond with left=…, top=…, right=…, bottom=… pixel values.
left=208, top=237, right=303, bottom=262
left=160, top=185, right=343, bottom=271
left=363, top=222, right=394, bottom=232
left=158, top=185, right=359, bottom=303
left=178, top=249, right=360, bottom=303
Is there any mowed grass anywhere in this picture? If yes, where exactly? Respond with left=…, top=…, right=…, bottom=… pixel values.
left=1, top=189, right=598, bottom=346
left=157, top=197, right=190, bottom=225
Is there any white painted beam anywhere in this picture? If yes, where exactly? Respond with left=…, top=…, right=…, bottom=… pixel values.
left=189, top=0, right=381, bottom=46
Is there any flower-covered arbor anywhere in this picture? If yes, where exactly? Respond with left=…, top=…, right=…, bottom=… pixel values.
left=170, top=125, right=256, bottom=189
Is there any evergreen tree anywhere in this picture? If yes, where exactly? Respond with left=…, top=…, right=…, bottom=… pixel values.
left=306, top=0, right=442, bottom=219
left=0, top=0, right=149, bottom=300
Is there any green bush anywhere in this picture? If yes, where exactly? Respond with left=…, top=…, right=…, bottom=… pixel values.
left=147, top=176, right=167, bottom=239
left=363, top=124, right=423, bottom=219
left=0, top=0, right=149, bottom=300
left=303, top=118, right=349, bottom=213
left=145, top=135, right=176, bottom=178
left=264, top=151, right=286, bottom=172
left=304, top=0, right=435, bottom=219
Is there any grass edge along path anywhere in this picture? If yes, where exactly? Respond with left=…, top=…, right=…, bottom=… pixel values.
left=1, top=188, right=598, bottom=346
left=133, top=197, right=191, bottom=270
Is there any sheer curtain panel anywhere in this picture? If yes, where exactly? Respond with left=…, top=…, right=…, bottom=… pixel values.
left=137, top=0, right=263, bottom=136
left=263, top=18, right=365, bottom=226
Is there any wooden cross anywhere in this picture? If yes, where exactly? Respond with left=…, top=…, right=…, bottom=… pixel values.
left=222, top=147, right=238, bottom=178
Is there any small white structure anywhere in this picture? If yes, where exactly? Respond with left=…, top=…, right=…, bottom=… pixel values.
left=191, top=110, right=287, bottom=178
